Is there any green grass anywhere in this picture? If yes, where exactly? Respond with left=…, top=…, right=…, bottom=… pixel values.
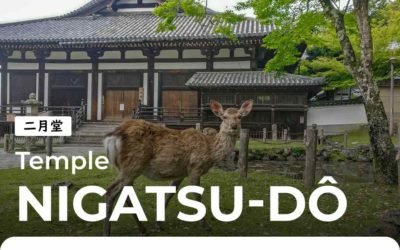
left=328, top=126, right=399, bottom=147
left=241, top=140, right=305, bottom=151
left=0, top=166, right=399, bottom=243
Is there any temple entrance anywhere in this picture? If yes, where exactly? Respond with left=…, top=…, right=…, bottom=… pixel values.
left=102, top=71, right=142, bottom=121
left=104, top=90, right=139, bottom=120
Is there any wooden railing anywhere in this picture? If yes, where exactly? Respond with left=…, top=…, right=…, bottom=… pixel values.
left=0, top=102, right=86, bottom=133
left=40, top=105, right=86, bottom=130
left=134, top=106, right=202, bottom=125
left=309, top=98, right=363, bottom=107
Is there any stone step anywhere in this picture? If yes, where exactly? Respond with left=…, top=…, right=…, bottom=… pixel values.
left=81, top=121, right=121, bottom=126
left=63, top=143, right=105, bottom=148
left=74, top=131, right=111, bottom=136
left=66, top=138, right=103, bottom=145
left=65, top=121, right=122, bottom=145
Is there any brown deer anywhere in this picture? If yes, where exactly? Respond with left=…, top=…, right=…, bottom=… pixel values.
left=103, top=100, right=253, bottom=236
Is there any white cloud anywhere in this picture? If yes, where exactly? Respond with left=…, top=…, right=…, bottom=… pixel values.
left=0, top=0, right=91, bottom=24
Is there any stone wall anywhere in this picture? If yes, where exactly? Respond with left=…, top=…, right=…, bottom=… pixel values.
left=246, top=144, right=373, bottom=163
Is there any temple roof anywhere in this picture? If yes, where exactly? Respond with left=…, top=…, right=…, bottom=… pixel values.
left=0, top=12, right=272, bottom=49
left=62, top=0, right=113, bottom=18
left=186, top=71, right=326, bottom=88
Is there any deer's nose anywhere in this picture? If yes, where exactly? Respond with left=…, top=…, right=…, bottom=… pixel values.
left=231, top=124, right=238, bottom=130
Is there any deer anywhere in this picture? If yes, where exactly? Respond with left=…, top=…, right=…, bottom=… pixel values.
left=103, top=99, right=253, bottom=236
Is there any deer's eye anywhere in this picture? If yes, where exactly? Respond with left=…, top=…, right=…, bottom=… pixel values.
left=237, top=115, right=242, bottom=119
left=223, top=115, right=228, bottom=119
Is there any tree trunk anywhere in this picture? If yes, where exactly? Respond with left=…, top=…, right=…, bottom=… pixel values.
left=319, top=0, right=398, bottom=184
left=364, top=94, right=398, bottom=184
left=353, top=0, right=397, bottom=184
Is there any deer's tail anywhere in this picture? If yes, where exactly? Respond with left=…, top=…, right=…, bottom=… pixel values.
left=104, top=134, right=121, bottom=168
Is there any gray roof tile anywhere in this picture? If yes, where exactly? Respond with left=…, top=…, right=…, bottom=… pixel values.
left=62, top=0, right=113, bottom=18
left=186, top=71, right=326, bottom=88
left=0, top=13, right=272, bottom=47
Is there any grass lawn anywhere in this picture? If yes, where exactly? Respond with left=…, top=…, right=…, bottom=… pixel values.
left=0, top=165, right=399, bottom=243
left=245, top=127, right=399, bottom=151
left=328, top=126, right=399, bottom=147
left=241, top=140, right=305, bottom=151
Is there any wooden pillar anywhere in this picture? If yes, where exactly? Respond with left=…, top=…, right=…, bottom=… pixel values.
left=238, top=129, right=250, bottom=178
left=271, top=108, right=275, bottom=137
left=34, top=49, right=50, bottom=104
left=398, top=126, right=400, bottom=195
left=201, top=47, right=219, bottom=71
left=272, top=123, right=278, bottom=141
left=9, top=134, right=15, bottom=152
left=142, top=48, right=160, bottom=107
left=3, top=134, right=9, bottom=152
left=343, top=131, right=348, bottom=148
left=87, top=49, right=104, bottom=121
left=0, top=49, right=11, bottom=108
left=46, top=137, right=53, bottom=156
left=303, top=109, right=308, bottom=131
left=319, top=129, right=325, bottom=146
left=245, top=46, right=258, bottom=70
left=304, top=124, right=318, bottom=188
left=263, top=128, right=267, bottom=142
left=283, top=129, right=288, bottom=141
left=0, top=58, right=7, bottom=108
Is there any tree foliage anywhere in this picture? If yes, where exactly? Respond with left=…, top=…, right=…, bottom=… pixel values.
left=301, top=0, right=400, bottom=89
left=155, top=0, right=400, bottom=184
left=155, top=0, right=400, bottom=88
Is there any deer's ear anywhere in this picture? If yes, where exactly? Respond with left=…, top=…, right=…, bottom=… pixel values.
left=210, top=100, right=224, bottom=118
left=239, top=100, right=253, bottom=117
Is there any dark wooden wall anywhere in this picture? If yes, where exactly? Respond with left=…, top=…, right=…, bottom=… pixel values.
left=9, top=72, right=36, bottom=103
left=49, top=71, right=87, bottom=106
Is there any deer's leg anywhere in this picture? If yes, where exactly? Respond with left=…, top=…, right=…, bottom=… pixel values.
left=103, top=178, right=124, bottom=236
left=124, top=189, right=147, bottom=235
left=189, top=175, right=211, bottom=232
left=165, top=179, right=184, bottom=207
left=154, top=178, right=184, bottom=231
left=104, top=172, right=143, bottom=236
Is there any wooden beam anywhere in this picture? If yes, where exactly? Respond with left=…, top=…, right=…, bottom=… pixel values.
left=1, top=37, right=264, bottom=51
left=116, top=3, right=159, bottom=8
left=244, top=46, right=258, bottom=70
left=34, top=49, right=51, bottom=103
left=7, top=56, right=252, bottom=64
left=271, top=108, right=275, bottom=125
left=201, top=47, right=220, bottom=71
left=87, top=49, right=104, bottom=121
left=0, top=49, right=12, bottom=107
left=229, top=47, right=235, bottom=58
left=38, top=63, right=45, bottom=103
left=178, top=48, right=183, bottom=60
left=142, top=48, right=160, bottom=107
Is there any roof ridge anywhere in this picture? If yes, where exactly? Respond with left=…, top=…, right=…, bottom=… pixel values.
left=187, top=71, right=326, bottom=88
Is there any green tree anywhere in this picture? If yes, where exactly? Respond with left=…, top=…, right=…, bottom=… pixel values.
left=371, top=1, right=400, bottom=79
left=155, top=0, right=399, bottom=184
left=300, top=1, right=400, bottom=87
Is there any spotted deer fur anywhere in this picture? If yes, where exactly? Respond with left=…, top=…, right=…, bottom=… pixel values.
left=103, top=100, right=253, bottom=236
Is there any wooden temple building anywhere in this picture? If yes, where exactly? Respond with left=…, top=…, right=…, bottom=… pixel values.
left=0, top=0, right=325, bottom=136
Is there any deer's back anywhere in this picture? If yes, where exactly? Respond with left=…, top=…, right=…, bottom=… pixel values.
left=109, top=120, right=214, bottom=180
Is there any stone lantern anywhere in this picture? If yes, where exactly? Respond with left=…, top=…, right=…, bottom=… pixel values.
left=22, top=93, right=42, bottom=116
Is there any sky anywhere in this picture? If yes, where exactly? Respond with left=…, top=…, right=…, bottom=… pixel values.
left=0, top=0, right=250, bottom=24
